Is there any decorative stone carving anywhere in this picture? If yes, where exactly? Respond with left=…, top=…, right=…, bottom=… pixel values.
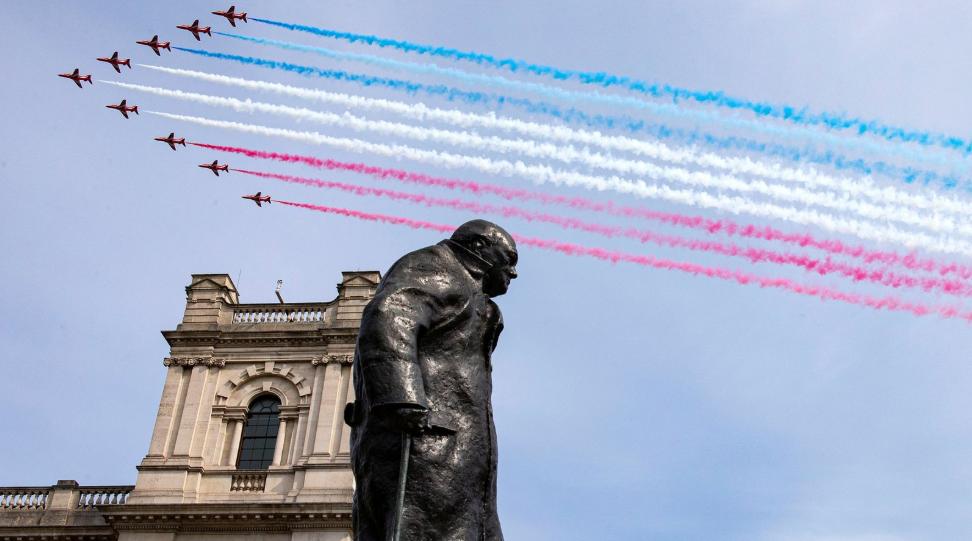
left=163, top=356, right=226, bottom=367
left=311, top=354, right=354, bottom=366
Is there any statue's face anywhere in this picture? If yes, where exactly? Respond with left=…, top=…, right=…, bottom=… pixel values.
left=482, top=243, right=518, bottom=297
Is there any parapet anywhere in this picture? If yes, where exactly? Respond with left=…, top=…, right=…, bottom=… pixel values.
left=173, top=271, right=381, bottom=332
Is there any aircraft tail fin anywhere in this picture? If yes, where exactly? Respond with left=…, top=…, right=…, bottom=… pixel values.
left=133, top=106, right=139, bottom=115
left=241, top=13, right=248, bottom=23
left=123, top=59, right=131, bottom=68
left=164, top=43, right=171, bottom=51
left=205, top=28, right=212, bottom=36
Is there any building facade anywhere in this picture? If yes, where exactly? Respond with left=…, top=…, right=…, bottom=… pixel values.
left=0, top=271, right=379, bottom=541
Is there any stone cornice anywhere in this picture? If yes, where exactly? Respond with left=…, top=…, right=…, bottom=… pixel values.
left=100, top=502, right=352, bottom=533
left=163, top=356, right=225, bottom=368
left=0, top=526, right=117, bottom=540
left=163, top=328, right=359, bottom=348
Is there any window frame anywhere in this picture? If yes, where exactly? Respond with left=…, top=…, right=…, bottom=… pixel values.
left=236, top=393, right=282, bottom=471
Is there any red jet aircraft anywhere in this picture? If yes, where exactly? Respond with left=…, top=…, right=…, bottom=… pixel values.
left=97, top=52, right=132, bottom=73
left=177, top=20, right=212, bottom=41
left=155, top=132, right=186, bottom=150
left=106, top=99, right=138, bottom=119
left=136, top=35, right=171, bottom=56
left=199, top=160, right=229, bottom=176
left=58, top=68, right=92, bottom=88
left=242, top=192, right=271, bottom=207
left=212, top=5, right=247, bottom=26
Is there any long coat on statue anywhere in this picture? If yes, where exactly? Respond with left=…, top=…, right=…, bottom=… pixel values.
left=348, top=239, right=505, bottom=541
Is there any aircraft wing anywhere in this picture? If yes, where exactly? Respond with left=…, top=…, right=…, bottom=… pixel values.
left=112, top=63, right=121, bottom=73
left=167, top=141, right=177, bottom=150
left=121, top=110, right=129, bottom=119
left=74, top=79, right=82, bottom=88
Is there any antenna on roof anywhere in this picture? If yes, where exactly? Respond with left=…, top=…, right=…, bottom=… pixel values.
left=275, top=279, right=285, bottom=304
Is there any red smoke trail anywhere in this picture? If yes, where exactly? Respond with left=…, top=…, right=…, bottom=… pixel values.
left=239, top=168, right=972, bottom=298
left=274, top=198, right=972, bottom=323
left=193, top=142, right=972, bottom=281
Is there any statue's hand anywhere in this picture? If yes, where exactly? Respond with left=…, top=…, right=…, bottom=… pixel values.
left=383, top=405, right=430, bottom=434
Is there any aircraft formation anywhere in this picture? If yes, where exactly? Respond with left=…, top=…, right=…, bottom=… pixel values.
left=58, top=6, right=267, bottom=208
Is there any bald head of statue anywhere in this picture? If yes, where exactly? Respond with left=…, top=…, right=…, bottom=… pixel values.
left=450, top=219, right=519, bottom=297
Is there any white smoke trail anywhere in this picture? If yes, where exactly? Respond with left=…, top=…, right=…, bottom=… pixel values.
left=110, top=81, right=969, bottom=237
left=146, top=110, right=972, bottom=256
left=137, top=65, right=971, bottom=218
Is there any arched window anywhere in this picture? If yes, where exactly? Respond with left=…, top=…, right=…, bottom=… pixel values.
left=237, top=394, right=281, bottom=470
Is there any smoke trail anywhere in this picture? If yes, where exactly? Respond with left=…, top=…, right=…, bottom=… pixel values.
left=251, top=18, right=972, bottom=156
left=144, top=111, right=972, bottom=255
left=165, top=50, right=971, bottom=182
left=141, top=64, right=972, bottom=195
left=239, top=168, right=972, bottom=297
left=111, top=79, right=967, bottom=232
left=192, top=38, right=963, bottom=167
left=274, top=198, right=972, bottom=323
left=194, top=143, right=972, bottom=281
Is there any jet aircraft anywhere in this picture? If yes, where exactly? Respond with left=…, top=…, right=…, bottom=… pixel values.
left=58, top=68, right=92, bottom=88
left=106, top=99, right=139, bottom=119
left=242, top=192, right=271, bottom=207
left=177, top=20, right=211, bottom=41
left=96, top=52, right=131, bottom=73
left=155, top=133, right=186, bottom=150
left=136, top=35, right=171, bottom=56
left=212, top=5, right=247, bottom=26
left=199, top=160, right=229, bottom=176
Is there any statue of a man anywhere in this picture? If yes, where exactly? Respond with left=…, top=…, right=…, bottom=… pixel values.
left=346, top=219, right=518, bottom=541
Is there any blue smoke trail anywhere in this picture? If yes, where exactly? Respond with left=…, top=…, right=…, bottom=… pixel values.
left=172, top=46, right=970, bottom=192
left=216, top=32, right=965, bottom=171
left=252, top=17, right=972, bottom=156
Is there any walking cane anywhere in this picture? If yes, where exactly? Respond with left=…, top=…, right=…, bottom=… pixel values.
left=391, top=431, right=412, bottom=541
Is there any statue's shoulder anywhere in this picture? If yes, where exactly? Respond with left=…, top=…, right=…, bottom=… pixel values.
left=378, top=243, right=461, bottom=296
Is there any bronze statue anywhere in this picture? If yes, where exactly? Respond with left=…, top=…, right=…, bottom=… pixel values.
left=345, top=219, right=518, bottom=541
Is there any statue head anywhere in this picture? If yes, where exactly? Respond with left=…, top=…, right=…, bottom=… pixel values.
left=451, top=220, right=518, bottom=297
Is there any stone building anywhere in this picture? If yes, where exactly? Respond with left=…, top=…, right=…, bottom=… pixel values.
left=0, top=271, right=380, bottom=541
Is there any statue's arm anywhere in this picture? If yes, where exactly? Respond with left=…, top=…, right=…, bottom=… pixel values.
left=356, top=283, right=444, bottom=412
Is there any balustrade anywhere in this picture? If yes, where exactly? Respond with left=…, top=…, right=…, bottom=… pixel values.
left=0, top=488, right=49, bottom=510
left=230, top=472, right=267, bottom=492
left=232, top=303, right=328, bottom=324
left=76, top=486, right=133, bottom=508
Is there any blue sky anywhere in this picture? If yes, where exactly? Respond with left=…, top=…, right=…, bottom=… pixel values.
left=2, top=1, right=972, bottom=539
